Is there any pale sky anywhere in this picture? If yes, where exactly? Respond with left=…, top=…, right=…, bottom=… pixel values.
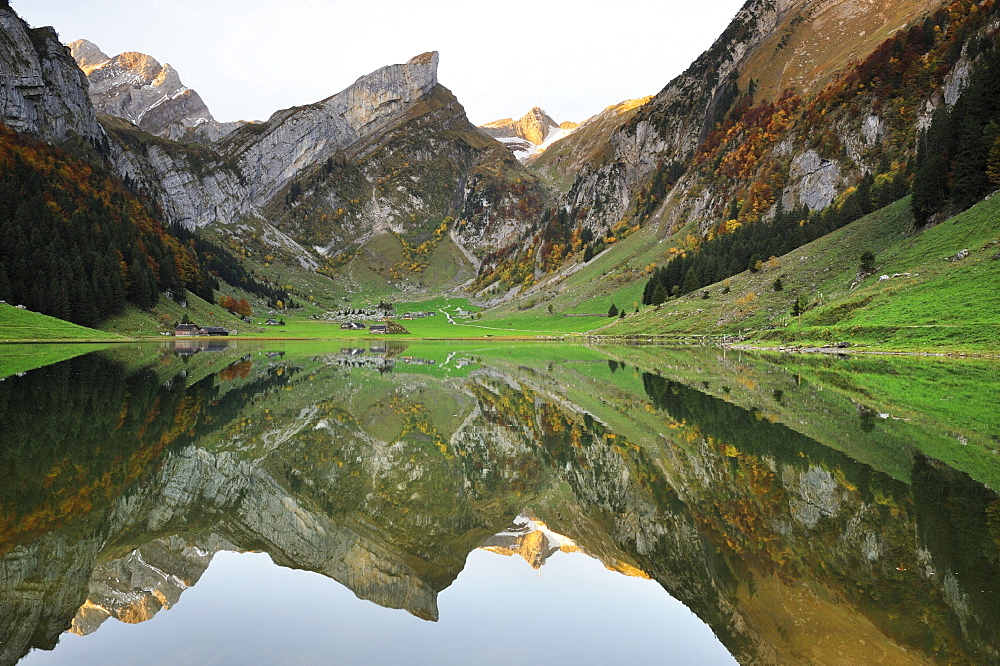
left=15, top=0, right=746, bottom=126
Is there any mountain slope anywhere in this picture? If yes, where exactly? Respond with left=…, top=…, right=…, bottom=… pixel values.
left=0, top=122, right=213, bottom=325
left=0, top=4, right=305, bottom=327
left=598, top=194, right=1000, bottom=352
left=477, top=0, right=999, bottom=321
left=529, top=97, right=650, bottom=193
left=89, top=49, right=547, bottom=289
left=564, top=0, right=954, bottom=233
left=3, top=2, right=546, bottom=309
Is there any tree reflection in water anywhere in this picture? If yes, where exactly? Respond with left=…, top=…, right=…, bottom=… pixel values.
left=0, top=343, right=996, bottom=664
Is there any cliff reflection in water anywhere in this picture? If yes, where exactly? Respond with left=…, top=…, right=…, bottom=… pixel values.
left=0, top=342, right=997, bottom=664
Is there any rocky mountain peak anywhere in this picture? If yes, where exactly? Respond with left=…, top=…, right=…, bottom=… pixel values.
left=68, top=39, right=241, bottom=143
left=66, top=38, right=108, bottom=72
left=219, top=51, right=447, bottom=209
left=350, top=50, right=440, bottom=104
left=76, top=43, right=207, bottom=125
left=479, top=106, right=575, bottom=161
left=517, top=106, right=559, bottom=144
left=480, top=515, right=579, bottom=569
left=481, top=106, right=559, bottom=145
left=406, top=51, right=438, bottom=66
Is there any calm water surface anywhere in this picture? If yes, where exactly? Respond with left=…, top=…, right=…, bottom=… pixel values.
left=1, top=341, right=997, bottom=664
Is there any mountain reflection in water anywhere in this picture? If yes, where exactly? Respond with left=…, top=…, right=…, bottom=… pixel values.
left=1, top=342, right=997, bottom=664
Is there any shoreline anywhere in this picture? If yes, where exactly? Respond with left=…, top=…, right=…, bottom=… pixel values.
left=2, top=334, right=998, bottom=358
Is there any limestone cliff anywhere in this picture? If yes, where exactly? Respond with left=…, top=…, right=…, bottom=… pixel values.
left=223, top=52, right=441, bottom=206
left=0, top=5, right=103, bottom=147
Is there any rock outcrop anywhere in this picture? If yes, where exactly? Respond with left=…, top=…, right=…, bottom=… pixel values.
left=0, top=6, right=103, bottom=146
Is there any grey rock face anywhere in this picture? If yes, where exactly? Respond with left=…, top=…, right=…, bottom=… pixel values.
left=222, top=52, right=442, bottom=208
left=109, top=138, right=252, bottom=229
left=0, top=8, right=103, bottom=145
left=783, top=464, right=845, bottom=529
left=783, top=149, right=843, bottom=211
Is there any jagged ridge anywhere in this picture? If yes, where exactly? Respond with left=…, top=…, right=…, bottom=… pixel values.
left=68, top=39, right=242, bottom=144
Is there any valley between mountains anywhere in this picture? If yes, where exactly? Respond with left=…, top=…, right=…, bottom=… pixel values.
left=1, top=0, right=999, bottom=353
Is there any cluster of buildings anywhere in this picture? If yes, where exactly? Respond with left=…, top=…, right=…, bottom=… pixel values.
left=174, top=323, right=229, bottom=336
left=340, top=322, right=389, bottom=334
left=337, top=309, right=435, bottom=334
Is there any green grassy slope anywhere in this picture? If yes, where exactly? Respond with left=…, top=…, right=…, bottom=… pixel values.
left=595, top=196, right=1000, bottom=352
left=96, top=291, right=265, bottom=338
left=329, top=232, right=476, bottom=304
left=480, top=222, right=673, bottom=323
left=0, top=303, right=123, bottom=342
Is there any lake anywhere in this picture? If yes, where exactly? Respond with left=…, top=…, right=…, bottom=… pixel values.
left=1, top=341, right=997, bottom=664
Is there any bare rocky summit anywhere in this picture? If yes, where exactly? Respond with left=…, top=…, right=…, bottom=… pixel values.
left=66, top=38, right=108, bottom=71
left=480, top=106, right=575, bottom=160
left=67, top=39, right=242, bottom=143
left=482, top=107, right=559, bottom=145
left=221, top=51, right=444, bottom=208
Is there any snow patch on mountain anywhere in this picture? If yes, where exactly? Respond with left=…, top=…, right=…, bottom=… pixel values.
left=479, top=106, right=576, bottom=162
